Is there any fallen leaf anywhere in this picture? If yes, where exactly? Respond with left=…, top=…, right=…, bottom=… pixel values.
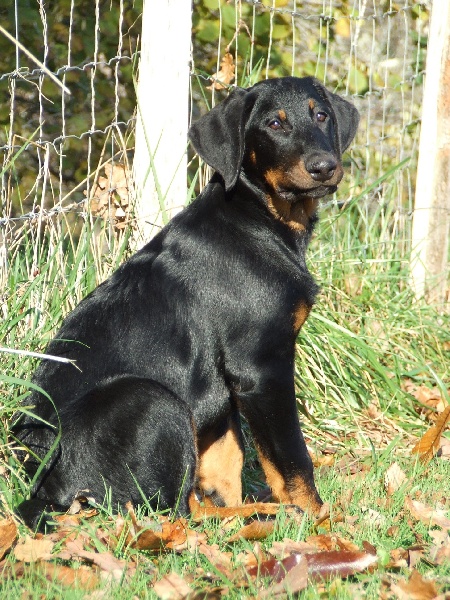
left=412, top=405, right=450, bottom=464
left=228, top=520, right=275, bottom=542
left=268, top=538, right=319, bottom=559
left=405, top=497, right=450, bottom=530
left=305, top=549, right=378, bottom=581
left=38, top=563, right=100, bottom=590
left=0, top=518, right=17, bottom=560
left=313, top=502, right=332, bottom=530
left=63, top=541, right=126, bottom=580
left=390, top=568, right=438, bottom=600
left=403, top=380, right=446, bottom=418
left=259, top=556, right=309, bottom=598
left=386, top=547, right=409, bottom=569
left=198, top=542, right=234, bottom=579
left=361, top=507, right=386, bottom=529
left=305, top=534, right=360, bottom=552
left=385, top=462, right=408, bottom=495
left=438, top=436, right=450, bottom=459
left=14, top=536, right=54, bottom=562
left=207, top=53, right=235, bottom=90
left=429, top=529, right=450, bottom=565
left=125, top=504, right=202, bottom=552
left=153, top=571, right=192, bottom=600
left=247, top=553, right=304, bottom=583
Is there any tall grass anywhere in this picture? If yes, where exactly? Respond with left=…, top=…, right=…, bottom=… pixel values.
left=1, top=146, right=449, bottom=514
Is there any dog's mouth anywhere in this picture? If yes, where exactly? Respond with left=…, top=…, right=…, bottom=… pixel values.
left=277, top=183, right=338, bottom=203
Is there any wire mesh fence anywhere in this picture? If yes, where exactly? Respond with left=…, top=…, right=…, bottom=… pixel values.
left=0, top=1, right=429, bottom=281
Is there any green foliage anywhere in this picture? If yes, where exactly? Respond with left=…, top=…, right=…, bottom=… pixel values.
left=0, top=0, right=142, bottom=215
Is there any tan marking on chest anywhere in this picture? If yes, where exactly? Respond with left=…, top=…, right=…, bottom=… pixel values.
left=266, top=194, right=319, bottom=231
left=293, top=302, right=312, bottom=333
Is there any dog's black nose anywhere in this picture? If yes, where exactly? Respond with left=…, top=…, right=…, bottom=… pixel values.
left=305, top=154, right=338, bottom=182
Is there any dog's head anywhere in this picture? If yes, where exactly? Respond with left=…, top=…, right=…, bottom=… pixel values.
left=188, top=77, right=359, bottom=201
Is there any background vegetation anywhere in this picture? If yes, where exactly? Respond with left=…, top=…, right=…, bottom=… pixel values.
left=0, top=0, right=449, bottom=597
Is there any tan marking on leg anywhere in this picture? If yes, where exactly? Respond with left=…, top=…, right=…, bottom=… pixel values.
left=197, top=424, right=243, bottom=506
left=258, top=452, right=322, bottom=514
left=293, top=302, right=312, bottom=334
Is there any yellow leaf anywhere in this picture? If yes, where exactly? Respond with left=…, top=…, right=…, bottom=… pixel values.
left=412, top=405, right=450, bottom=464
left=334, top=18, right=350, bottom=38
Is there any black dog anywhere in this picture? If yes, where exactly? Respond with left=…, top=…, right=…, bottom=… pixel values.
left=15, top=77, right=359, bottom=528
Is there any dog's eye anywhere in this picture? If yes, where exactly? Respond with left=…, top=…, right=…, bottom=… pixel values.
left=316, top=112, right=328, bottom=123
left=269, top=119, right=283, bottom=130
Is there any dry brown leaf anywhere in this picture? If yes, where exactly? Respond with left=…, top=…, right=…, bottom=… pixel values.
left=429, top=529, right=450, bottom=565
left=305, top=534, right=360, bottom=553
left=125, top=504, right=202, bottom=552
left=0, top=518, right=17, bottom=561
left=385, top=462, right=408, bottom=495
left=390, top=568, right=438, bottom=600
left=405, top=497, right=450, bottom=530
left=439, top=436, right=450, bottom=459
left=247, top=553, right=304, bottom=583
left=269, top=538, right=319, bottom=559
left=207, top=53, right=235, bottom=90
left=403, top=380, right=447, bottom=418
left=14, top=536, right=54, bottom=562
left=412, top=405, right=450, bottom=464
left=259, top=556, right=309, bottom=598
left=153, top=571, right=192, bottom=600
left=228, top=519, right=275, bottom=542
left=38, top=563, right=100, bottom=590
left=63, top=540, right=126, bottom=580
left=361, top=507, right=386, bottom=529
left=305, top=549, right=378, bottom=581
left=198, top=542, right=234, bottom=579
left=88, top=163, right=131, bottom=231
left=386, top=547, right=409, bottom=569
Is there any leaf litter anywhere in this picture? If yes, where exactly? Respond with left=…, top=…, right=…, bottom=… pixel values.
left=1, top=406, right=449, bottom=597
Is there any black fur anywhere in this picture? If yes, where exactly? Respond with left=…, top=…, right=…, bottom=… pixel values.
left=14, top=76, right=359, bottom=529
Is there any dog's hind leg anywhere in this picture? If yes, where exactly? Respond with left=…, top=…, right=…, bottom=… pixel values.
left=16, top=376, right=197, bottom=529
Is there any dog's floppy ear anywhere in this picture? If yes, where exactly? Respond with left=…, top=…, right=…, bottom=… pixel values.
left=188, top=87, right=255, bottom=191
left=323, top=88, right=360, bottom=154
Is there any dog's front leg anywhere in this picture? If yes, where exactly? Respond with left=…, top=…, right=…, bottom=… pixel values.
left=236, top=379, right=323, bottom=514
left=196, top=411, right=244, bottom=507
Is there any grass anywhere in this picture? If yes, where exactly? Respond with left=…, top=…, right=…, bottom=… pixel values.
left=0, top=158, right=449, bottom=596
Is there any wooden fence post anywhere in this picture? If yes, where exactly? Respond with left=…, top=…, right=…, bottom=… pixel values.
left=132, top=0, right=192, bottom=248
left=411, top=0, right=450, bottom=306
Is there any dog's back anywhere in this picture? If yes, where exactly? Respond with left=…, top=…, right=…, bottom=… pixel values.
left=15, top=77, right=359, bottom=527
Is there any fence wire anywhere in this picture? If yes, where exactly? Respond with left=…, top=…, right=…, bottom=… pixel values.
left=0, top=0, right=429, bottom=248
